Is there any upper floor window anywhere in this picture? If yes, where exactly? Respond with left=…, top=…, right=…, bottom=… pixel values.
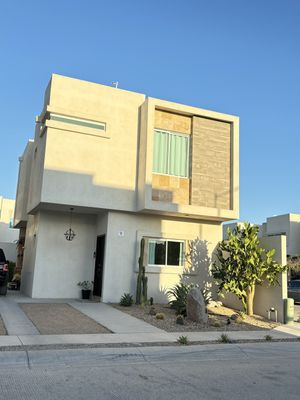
left=50, top=113, right=106, bottom=132
left=153, top=129, right=189, bottom=177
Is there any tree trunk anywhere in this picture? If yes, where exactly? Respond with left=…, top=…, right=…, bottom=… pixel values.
left=246, top=285, right=255, bottom=316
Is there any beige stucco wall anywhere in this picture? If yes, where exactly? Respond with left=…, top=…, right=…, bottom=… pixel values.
left=102, top=211, right=222, bottom=303
left=26, top=127, right=47, bottom=214
left=14, top=141, right=34, bottom=227
left=22, top=210, right=97, bottom=298
left=20, top=214, right=40, bottom=296
left=37, top=74, right=145, bottom=212
left=21, top=209, right=222, bottom=301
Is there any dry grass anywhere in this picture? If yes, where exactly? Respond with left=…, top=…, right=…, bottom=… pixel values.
left=20, top=303, right=111, bottom=335
left=113, top=303, right=280, bottom=332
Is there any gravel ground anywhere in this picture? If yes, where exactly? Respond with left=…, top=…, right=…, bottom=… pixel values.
left=0, top=317, right=6, bottom=335
left=20, top=303, right=111, bottom=334
left=113, top=304, right=280, bottom=332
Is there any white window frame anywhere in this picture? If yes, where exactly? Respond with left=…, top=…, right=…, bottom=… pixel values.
left=153, top=129, right=190, bottom=178
left=147, top=238, right=185, bottom=267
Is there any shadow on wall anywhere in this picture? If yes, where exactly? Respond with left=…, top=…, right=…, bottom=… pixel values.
left=181, top=237, right=217, bottom=301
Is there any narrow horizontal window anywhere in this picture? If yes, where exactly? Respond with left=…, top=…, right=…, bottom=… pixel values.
left=148, top=239, right=184, bottom=267
left=50, top=113, right=106, bottom=131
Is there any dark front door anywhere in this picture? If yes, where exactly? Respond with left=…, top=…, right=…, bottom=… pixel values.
left=93, top=235, right=105, bottom=297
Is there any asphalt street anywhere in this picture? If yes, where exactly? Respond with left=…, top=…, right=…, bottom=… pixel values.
left=0, top=342, right=299, bottom=400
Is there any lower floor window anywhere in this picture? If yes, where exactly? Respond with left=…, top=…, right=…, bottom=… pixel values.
left=148, top=239, right=184, bottom=267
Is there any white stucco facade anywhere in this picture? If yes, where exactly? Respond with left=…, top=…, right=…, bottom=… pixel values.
left=15, top=74, right=239, bottom=301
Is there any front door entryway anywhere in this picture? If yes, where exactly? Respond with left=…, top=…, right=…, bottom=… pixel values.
left=93, top=235, right=105, bottom=297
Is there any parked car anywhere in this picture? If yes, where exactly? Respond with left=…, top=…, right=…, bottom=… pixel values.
left=288, top=280, right=300, bottom=303
left=0, top=249, right=9, bottom=295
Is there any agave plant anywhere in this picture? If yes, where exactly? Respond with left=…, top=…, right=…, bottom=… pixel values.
left=119, top=293, right=133, bottom=307
left=167, top=283, right=191, bottom=316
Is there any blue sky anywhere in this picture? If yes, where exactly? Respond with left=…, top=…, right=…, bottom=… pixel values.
left=0, top=0, right=299, bottom=224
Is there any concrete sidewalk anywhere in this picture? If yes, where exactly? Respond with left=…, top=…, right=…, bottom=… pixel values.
left=0, top=292, right=299, bottom=349
left=0, top=326, right=299, bottom=348
left=69, top=301, right=164, bottom=334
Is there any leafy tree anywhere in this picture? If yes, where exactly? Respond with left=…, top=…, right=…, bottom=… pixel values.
left=212, top=223, right=287, bottom=316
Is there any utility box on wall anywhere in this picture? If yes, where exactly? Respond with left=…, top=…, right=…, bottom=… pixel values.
left=284, top=298, right=294, bottom=325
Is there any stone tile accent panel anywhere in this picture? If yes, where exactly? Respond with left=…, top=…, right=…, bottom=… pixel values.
left=154, top=109, right=191, bottom=134
left=191, top=117, right=232, bottom=210
left=152, top=174, right=190, bottom=204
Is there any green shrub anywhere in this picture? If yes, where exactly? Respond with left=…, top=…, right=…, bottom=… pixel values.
left=119, top=293, right=133, bottom=307
left=265, top=334, right=273, bottom=341
left=155, top=312, right=165, bottom=320
left=219, top=333, right=231, bottom=343
left=177, top=335, right=189, bottom=345
left=167, top=283, right=191, bottom=316
left=238, top=311, right=247, bottom=320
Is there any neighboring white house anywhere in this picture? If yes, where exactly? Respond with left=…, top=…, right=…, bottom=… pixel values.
left=0, top=196, right=19, bottom=261
left=223, top=221, right=263, bottom=239
left=260, top=214, right=300, bottom=257
left=223, top=214, right=300, bottom=258
left=14, top=74, right=239, bottom=302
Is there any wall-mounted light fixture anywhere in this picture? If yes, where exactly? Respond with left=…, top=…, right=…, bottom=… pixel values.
left=64, top=207, right=76, bottom=241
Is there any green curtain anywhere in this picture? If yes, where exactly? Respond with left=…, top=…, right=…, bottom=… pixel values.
left=148, top=241, right=156, bottom=264
left=153, top=130, right=169, bottom=174
left=169, top=134, right=188, bottom=177
left=153, top=130, right=189, bottom=177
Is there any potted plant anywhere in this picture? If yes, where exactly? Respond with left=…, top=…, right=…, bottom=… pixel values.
left=77, top=281, right=93, bottom=300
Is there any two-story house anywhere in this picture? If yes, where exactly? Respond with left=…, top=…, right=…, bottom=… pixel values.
left=14, top=74, right=239, bottom=302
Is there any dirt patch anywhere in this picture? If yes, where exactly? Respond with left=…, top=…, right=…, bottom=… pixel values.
left=20, top=303, right=111, bottom=335
left=0, top=317, right=6, bottom=335
left=113, top=304, right=280, bottom=332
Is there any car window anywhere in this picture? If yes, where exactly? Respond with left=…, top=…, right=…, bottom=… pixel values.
left=0, top=249, right=6, bottom=263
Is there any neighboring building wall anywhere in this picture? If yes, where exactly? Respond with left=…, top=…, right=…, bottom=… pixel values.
left=285, top=215, right=300, bottom=256
left=0, top=196, right=19, bottom=262
left=222, top=235, right=287, bottom=323
left=262, top=214, right=300, bottom=256
left=222, top=222, right=262, bottom=240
